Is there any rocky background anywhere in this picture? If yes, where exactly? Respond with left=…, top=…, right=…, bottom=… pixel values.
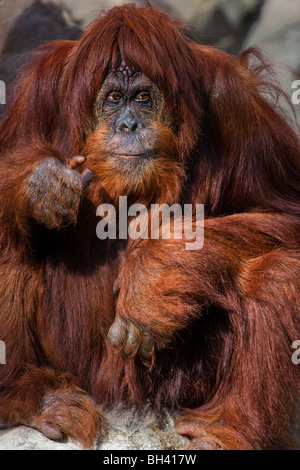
left=0, top=0, right=299, bottom=450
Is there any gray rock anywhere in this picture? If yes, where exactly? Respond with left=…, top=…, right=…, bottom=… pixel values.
left=0, top=406, right=188, bottom=450
left=244, top=0, right=300, bottom=70
left=243, top=0, right=300, bottom=123
left=142, top=0, right=263, bottom=53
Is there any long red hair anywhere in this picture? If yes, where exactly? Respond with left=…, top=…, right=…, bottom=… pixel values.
left=1, top=4, right=299, bottom=218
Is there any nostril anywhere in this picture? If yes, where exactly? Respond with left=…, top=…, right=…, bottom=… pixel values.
left=122, top=120, right=138, bottom=133
left=118, top=111, right=139, bottom=133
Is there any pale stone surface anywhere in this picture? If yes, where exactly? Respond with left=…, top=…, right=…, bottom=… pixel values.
left=0, top=406, right=188, bottom=450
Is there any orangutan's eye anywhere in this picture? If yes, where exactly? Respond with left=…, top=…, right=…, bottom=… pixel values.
left=106, top=92, right=123, bottom=104
left=134, top=92, right=150, bottom=104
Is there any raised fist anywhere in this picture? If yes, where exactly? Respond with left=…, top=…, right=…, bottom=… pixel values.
left=26, top=156, right=93, bottom=229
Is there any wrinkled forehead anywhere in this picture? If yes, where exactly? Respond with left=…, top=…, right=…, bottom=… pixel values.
left=115, top=61, right=137, bottom=81
left=102, top=61, right=154, bottom=91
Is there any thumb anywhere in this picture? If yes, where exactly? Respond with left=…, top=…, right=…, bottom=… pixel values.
left=66, top=155, right=94, bottom=189
left=66, top=155, right=87, bottom=170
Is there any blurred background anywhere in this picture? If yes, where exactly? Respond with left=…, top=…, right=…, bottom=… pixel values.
left=0, top=0, right=299, bottom=116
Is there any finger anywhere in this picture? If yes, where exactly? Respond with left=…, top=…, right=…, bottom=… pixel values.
left=66, top=155, right=87, bottom=170
left=139, top=333, right=155, bottom=359
left=123, top=325, right=142, bottom=358
left=107, top=317, right=128, bottom=350
left=33, top=423, right=67, bottom=443
left=81, top=168, right=94, bottom=189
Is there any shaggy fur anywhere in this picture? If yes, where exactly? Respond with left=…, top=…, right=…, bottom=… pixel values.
left=0, top=3, right=300, bottom=450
